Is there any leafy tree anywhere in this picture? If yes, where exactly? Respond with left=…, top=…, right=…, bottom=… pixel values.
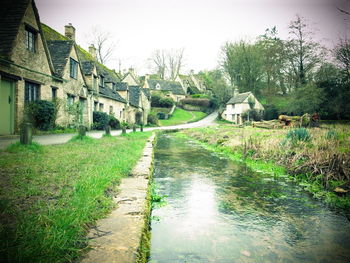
left=198, top=69, right=231, bottom=106
left=221, top=40, right=263, bottom=95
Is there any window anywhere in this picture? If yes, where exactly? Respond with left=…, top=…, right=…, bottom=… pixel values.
left=70, top=58, right=78, bottom=79
left=99, top=103, right=104, bottom=111
left=67, top=94, right=75, bottom=106
left=109, top=106, right=113, bottom=114
left=51, top=87, right=57, bottom=100
left=93, top=76, right=97, bottom=89
left=112, top=83, right=115, bottom=91
left=25, top=27, right=36, bottom=52
left=94, top=101, right=98, bottom=111
left=25, top=81, right=40, bottom=103
left=100, top=75, right=105, bottom=87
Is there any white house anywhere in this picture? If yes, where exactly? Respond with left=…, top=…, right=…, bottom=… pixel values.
left=222, top=91, right=264, bottom=124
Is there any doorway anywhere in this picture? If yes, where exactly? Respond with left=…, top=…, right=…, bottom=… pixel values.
left=0, top=78, right=14, bottom=135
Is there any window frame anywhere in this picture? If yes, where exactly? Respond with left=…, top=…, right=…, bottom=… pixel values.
left=70, top=58, right=78, bottom=79
left=25, top=81, right=40, bottom=103
left=51, top=87, right=58, bottom=100
left=25, top=26, right=36, bottom=52
left=67, top=93, right=75, bottom=106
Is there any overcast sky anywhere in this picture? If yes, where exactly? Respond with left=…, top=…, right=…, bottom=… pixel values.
left=36, top=0, right=349, bottom=75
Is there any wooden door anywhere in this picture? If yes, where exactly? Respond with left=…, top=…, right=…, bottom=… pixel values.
left=0, top=79, right=14, bottom=135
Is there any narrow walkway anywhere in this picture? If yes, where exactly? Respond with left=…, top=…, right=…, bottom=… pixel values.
left=0, top=111, right=218, bottom=150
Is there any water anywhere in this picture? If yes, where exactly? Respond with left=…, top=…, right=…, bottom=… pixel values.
left=149, top=134, right=350, bottom=263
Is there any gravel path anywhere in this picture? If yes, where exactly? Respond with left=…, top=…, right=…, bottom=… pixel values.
left=0, top=111, right=218, bottom=149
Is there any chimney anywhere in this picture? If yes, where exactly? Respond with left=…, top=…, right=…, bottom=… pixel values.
left=129, top=67, right=134, bottom=75
left=145, top=74, right=150, bottom=80
left=64, top=23, right=75, bottom=41
left=190, top=69, right=194, bottom=75
left=233, top=87, right=239, bottom=97
left=89, top=44, right=97, bottom=60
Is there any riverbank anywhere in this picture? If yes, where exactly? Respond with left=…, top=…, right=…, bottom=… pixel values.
left=0, top=132, right=152, bottom=263
left=179, top=123, right=350, bottom=212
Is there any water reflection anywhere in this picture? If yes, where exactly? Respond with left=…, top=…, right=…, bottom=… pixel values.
left=149, top=134, right=350, bottom=263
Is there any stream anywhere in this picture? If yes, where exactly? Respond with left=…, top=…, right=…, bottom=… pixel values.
left=148, top=134, right=350, bottom=263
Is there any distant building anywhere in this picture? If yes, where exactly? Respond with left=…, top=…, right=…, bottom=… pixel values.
left=222, top=91, right=264, bottom=124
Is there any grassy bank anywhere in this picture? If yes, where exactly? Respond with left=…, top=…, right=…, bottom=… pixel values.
left=159, top=108, right=207, bottom=126
left=180, top=124, right=350, bottom=211
left=0, top=132, right=151, bottom=263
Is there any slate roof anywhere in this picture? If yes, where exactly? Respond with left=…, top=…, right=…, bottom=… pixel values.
left=227, top=92, right=252, bottom=104
left=147, top=79, right=185, bottom=95
left=0, top=0, right=29, bottom=58
left=81, top=61, right=94, bottom=75
left=115, top=82, right=128, bottom=91
left=46, top=40, right=73, bottom=77
left=141, top=88, right=151, bottom=100
left=99, top=86, right=126, bottom=103
left=129, top=86, right=141, bottom=108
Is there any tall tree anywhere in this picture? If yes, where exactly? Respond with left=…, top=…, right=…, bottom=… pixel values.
left=150, top=48, right=185, bottom=80
left=221, top=40, right=263, bottom=95
left=285, top=15, right=323, bottom=88
left=86, top=26, right=116, bottom=64
left=334, top=38, right=350, bottom=77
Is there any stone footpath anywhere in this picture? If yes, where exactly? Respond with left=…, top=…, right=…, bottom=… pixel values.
left=81, top=134, right=155, bottom=263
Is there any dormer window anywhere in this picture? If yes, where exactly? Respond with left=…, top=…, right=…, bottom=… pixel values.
left=70, top=58, right=78, bottom=79
left=156, top=83, right=161, bottom=90
left=25, top=26, right=36, bottom=52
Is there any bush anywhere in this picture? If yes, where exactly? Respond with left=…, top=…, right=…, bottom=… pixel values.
left=242, top=109, right=263, bottom=121
left=191, top=94, right=209, bottom=98
left=151, top=94, right=174, bottom=108
left=286, top=128, right=311, bottom=143
left=180, top=98, right=211, bottom=107
left=157, top=112, right=166, bottom=120
left=27, top=100, right=55, bottom=131
left=147, top=113, right=159, bottom=125
left=93, top=111, right=109, bottom=130
left=325, top=130, right=339, bottom=140
left=109, top=115, right=120, bottom=129
left=159, top=97, right=174, bottom=107
left=264, top=104, right=279, bottom=120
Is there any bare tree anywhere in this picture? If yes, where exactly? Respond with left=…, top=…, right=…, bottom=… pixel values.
left=149, top=48, right=185, bottom=80
left=285, top=15, right=323, bottom=88
left=167, top=48, right=184, bottom=80
left=86, top=26, right=116, bottom=64
left=335, top=38, right=350, bottom=76
left=151, top=49, right=167, bottom=79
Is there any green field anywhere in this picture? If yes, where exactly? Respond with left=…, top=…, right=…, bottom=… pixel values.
left=0, top=132, right=151, bottom=263
left=159, top=108, right=207, bottom=126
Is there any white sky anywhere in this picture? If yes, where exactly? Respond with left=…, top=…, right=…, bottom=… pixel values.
left=36, top=0, right=350, bottom=75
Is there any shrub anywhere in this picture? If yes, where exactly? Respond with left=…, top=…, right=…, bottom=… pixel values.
left=264, top=104, right=279, bottom=120
left=109, top=115, right=120, bottom=129
left=191, top=94, right=209, bottom=98
left=151, top=94, right=161, bottom=107
left=93, top=111, right=109, bottom=130
left=325, top=130, right=339, bottom=140
left=147, top=113, right=159, bottom=125
left=286, top=128, right=311, bottom=143
left=157, top=112, right=166, bottom=120
left=180, top=98, right=211, bottom=107
left=242, top=109, right=263, bottom=121
left=26, top=100, right=55, bottom=131
left=159, top=97, right=174, bottom=107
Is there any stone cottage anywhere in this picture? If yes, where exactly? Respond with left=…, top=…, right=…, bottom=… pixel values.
left=0, top=0, right=60, bottom=135
left=144, top=77, right=186, bottom=103
left=222, top=90, right=264, bottom=124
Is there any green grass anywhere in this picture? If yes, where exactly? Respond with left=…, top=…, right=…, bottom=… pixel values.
left=0, top=132, right=152, bottom=263
left=159, top=108, right=207, bottom=126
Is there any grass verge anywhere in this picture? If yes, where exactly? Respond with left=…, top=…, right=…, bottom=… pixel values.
left=0, top=132, right=152, bottom=263
left=159, top=108, right=207, bottom=126
left=178, top=124, right=350, bottom=212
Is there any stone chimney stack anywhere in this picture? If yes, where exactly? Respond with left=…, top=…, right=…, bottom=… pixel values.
left=89, top=44, right=97, bottom=60
left=64, top=23, right=75, bottom=41
left=233, top=87, right=239, bottom=97
left=190, top=69, right=194, bottom=75
left=129, top=67, right=134, bottom=75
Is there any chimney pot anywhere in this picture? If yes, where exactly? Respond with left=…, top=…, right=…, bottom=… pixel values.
left=88, top=44, right=97, bottom=60
left=65, top=23, right=76, bottom=41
